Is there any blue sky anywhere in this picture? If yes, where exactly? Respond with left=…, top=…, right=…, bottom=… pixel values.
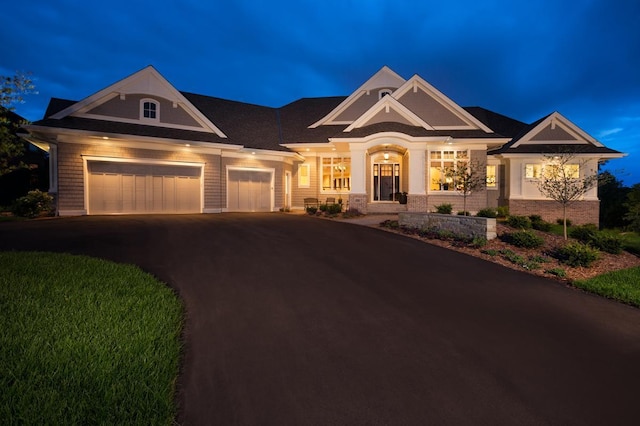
left=2, top=0, right=639, bottom=184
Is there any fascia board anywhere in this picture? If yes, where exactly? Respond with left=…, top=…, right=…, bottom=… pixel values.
left=394, top=75, right=493, bottom=132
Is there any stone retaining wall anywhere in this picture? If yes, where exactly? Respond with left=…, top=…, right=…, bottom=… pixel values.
left=399, top=212, right=497, bottom=240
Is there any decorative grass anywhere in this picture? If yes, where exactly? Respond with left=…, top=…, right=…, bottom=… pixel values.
left=0, top=252, right=183, bottom=424
left=574, top=266, right=640, bottom=307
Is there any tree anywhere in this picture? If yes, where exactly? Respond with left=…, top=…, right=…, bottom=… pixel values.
left=598, top=171, right=630, bottom=229
left=446, top=158, right=486, bottom=215
left=533, top=152, right=604, bottom=239
left=1, top=72, right=36, bottom=176
left=623, top=183, right=640, bottom=233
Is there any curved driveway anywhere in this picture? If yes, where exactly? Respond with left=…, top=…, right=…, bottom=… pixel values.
left=2, top=213, right=640, bottom=425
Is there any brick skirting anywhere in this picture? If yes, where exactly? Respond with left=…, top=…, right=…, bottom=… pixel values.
left=507, top=200, right=600, bottom=226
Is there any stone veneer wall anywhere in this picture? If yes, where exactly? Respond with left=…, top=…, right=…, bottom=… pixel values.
left=399, top=212, right=497, bottom=240
left=507, top=200, right=600, bottom=226
left=348, top=193, right=368, bottom=214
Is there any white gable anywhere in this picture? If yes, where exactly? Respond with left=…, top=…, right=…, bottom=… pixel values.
left=344, top=95, right=434, bottom=132
left=50, top=66, right=227, bottom=137
left=511, top=112, right=602, bottom=147
left=309, top=66, right=406, bottom=127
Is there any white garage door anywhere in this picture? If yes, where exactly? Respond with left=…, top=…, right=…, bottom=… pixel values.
left=88, top=161, right=201, bottom=214
left=227, top=169, right=272, bottom=212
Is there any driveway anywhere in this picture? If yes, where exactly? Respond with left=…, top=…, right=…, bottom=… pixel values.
left=2, top=213, right=640, bottom=425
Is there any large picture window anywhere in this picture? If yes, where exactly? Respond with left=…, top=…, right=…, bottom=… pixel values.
left=429, top=150, right=468, bottom=191
left=321, top=157, right=351, bottom=191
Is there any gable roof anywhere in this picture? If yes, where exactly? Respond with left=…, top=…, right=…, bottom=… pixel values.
left=393, top=75, right=493, bottom=132
left=309, top=66, right=406, bottom=127
left=489, top=111, right=622, bottom=156
left=49, top=65, right=227, bottom=138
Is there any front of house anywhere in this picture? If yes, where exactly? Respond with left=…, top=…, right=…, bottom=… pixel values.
left=21, top=66, right=624, bottom=224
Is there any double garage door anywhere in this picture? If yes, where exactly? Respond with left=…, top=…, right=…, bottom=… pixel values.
left=87, top=161, right=201, bottom=214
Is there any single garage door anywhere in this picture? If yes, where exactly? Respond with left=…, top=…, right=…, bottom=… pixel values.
left=227, top=169, right=272, bottom=212
left=88, top=161, right=201, bottom=214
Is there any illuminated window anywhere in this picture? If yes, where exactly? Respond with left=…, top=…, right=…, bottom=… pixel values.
left=298, top=164, right=310, bottom=188
left=321, top=157, right=351, bottom=191
left=486, top=165, right=496, bottom=188
left=525, top=164, right=542, bottom=179
left=140, top=99, right=159, bottom=121
left=430, top=150, right=468, bottom=191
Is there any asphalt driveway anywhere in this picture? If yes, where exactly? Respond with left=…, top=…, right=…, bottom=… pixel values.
left=2, top=213, right=640, bottom=425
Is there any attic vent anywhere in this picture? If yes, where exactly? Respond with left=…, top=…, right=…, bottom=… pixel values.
left=379, top=89, right=392, bottom=99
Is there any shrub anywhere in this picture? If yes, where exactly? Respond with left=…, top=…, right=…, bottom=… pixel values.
left=529, top=254, right=550, bottom=264
left=481, top=249, right=499, bottom=256
left=470, top=236, right=488, bottom=248
left=507, top=215, right=532, bottom=229
left=528, top=215, right=552, bottom=232
left=306, top=206, right=318, bottom=215
left=496, top=206, right=509, bottom=218
left=557, top=218, right=573, bottom=227
left=476, top=208, right=497, bottom=218
left=10, top=190, right=53, bottom=218
left=501, top=230, right=545, bottom=248
left=553, top=242, right=600, bottom=267
left=434, top=203, right=452, bottom=214
left=546, top=268, right=567, bottom=278
left=568, top=225, right=622, bottom=254
left=590, top=232, right=623, bottom=254
left=325, top=203, right=342, bottom=215
left=569, top=224, right=598, bottom=242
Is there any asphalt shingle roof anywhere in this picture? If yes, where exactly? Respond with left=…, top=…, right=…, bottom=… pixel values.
left=31, top=91, right=620, bottom=156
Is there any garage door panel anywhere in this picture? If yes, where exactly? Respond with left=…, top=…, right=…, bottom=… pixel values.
left=227, top=169, right=273, bottom=212
left=88, top=161, right=201, bottom=214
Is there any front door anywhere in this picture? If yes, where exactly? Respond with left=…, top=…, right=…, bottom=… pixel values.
left=373, top=163, right=400, bottom=201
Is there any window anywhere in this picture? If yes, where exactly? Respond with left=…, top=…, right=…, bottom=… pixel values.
left=321, top=157, right=351, bottom=191
left=298, top=164, right=310, bottom=188
left=525, top=163, right=579, bottom=179
left=429, top=150, right=467, bottom=191
left=486, top=165, right=497, bottom=188
left=379, top=89, right=393, bottom=99
left=525, top=164, right=542, bottom=179
left=140, top=99, right=159, bottom=121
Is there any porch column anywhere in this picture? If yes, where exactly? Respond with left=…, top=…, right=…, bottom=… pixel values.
left=348, top=147, right=368, bottom=213
left=407, top=147, right=427, bottom=212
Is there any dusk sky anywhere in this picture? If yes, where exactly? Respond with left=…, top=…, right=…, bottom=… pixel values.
left=2, top=0, right=639, bottom=184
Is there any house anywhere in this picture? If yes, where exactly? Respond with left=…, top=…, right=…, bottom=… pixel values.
left=20, top=65, right=624, bottom=225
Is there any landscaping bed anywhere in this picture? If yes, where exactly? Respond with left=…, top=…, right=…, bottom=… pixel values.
left=376, top=220, right=640, bottom=283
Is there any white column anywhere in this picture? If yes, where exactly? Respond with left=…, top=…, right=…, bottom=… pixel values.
left=407, top=147, right=425, bottom=194
left=350, top=147, right=367, bottom=193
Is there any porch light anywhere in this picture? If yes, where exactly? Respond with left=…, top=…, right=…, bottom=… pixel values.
left=383, top=152, right=389, bottom=160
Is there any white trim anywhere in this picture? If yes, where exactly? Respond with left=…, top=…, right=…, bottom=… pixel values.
left=309, top=66, right=406, bottom=128
left=393, top=75, right=493, bottom=132
left=49, top=65, right=228, bottom=138
left=140, top=98, right=160, bottom=122
left=511, top=112, right=603, bottom=148
left=344, top=96, right=435, bottom=132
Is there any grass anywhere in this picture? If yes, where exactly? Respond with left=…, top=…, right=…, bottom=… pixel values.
left=574, top=266, right=640, bottom=308
left=0, top=252, right=183, bottom=424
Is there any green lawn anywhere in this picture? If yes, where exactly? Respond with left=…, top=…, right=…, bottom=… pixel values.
left=0, top=252, right=183, bottom=424
left=574, top=266, right=640, bottom=307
